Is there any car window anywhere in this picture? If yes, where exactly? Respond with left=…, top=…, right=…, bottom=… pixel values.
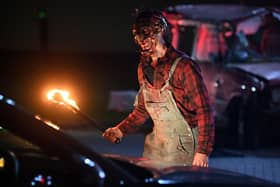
left=194, top=24, right=227, bottom=62
left=176, top=13, right=280, bottom=63
left=177, top=26, right=197, bottom=56
left=237, top=16, right=262, bottom=35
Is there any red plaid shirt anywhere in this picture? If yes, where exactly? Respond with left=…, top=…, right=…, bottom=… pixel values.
left=117, top=46, right=215, bottom=155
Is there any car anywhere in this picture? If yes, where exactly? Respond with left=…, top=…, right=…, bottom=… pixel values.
left=163, top=4, right=280, bottom=148
left=0, top=93, right=278, bottom=187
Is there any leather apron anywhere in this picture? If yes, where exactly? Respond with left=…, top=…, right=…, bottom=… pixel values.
left=141, top=57, right=198, bottom=166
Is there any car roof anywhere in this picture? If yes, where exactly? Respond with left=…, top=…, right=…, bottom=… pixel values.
left=164, top=4, right=273, bottom=23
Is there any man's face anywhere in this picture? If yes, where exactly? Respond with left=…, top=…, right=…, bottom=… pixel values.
left=133, top=26, right=164, bottom=57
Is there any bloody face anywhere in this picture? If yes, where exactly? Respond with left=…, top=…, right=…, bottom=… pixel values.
left=133, top=28, right=162, bottom=56
left=132, top=14, right=166, bottom=57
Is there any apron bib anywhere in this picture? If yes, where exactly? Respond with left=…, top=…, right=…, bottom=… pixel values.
left=142, top=57, right=198, bottom=166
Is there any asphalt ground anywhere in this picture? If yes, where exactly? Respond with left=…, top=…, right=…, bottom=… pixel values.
left=67, top=130, right=280, bottom=185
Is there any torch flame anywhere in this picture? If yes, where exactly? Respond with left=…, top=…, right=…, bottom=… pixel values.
left=47, top=89, right=80, bottom=111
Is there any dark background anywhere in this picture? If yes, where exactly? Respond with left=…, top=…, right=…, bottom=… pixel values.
left=0, top=0, right=272, bottom=53
left=0, top=0, right=277, bottom=121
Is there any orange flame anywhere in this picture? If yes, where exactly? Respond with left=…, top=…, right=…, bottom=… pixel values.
left=47, top=89, right=80, bottom=111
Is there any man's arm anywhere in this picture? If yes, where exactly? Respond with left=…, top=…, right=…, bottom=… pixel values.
left=103, top=63, right=150, bottom=143
left=103, top=89, right=150, bottom=143
left=116, top=89, right=150, bottom=135
left=184, top=61, right=214, bottom=154
left=179, top=59, right=215, bottom=167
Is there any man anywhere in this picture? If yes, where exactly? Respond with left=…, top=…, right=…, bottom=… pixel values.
left=103, top=10, right=214, bottom=167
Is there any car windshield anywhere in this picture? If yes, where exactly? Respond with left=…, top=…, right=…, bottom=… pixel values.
left=179, top=11, right=280, bottom=63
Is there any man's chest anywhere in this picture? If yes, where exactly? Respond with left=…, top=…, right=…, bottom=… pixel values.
left=143, top=64, right=171, bottom=88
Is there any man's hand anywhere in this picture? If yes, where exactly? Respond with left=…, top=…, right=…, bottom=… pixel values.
left=192, top=152, right=209, bottom=167
left=102, top=127, right=123, bottom=144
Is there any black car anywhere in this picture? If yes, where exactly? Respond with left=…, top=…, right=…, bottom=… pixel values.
left=0, top=93, right=278, bottom=187
left=163, top=4, right=280, bottom=148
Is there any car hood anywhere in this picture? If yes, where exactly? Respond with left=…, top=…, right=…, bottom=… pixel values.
left=0, top=96, right=278, bottom=187
left=229, top=62, right=280, bottom=86
left=104, top=154, right=277, bottom=186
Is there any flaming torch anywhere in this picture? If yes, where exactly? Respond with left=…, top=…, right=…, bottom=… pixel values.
left=47, top=89, right=120, bottom=143
left=47, top=89, right=80, bottom=113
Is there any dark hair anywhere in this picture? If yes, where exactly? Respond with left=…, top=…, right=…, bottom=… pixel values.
left=132, top=9, right=172, bottom=46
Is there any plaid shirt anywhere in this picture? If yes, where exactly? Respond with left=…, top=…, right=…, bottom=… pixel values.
left=117, top=46, right=215, bottom=155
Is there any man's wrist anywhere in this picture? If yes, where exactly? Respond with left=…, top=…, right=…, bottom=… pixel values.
left=195, top=149, right=211, bottom=156
left=116, top=124, right=126, bottom=136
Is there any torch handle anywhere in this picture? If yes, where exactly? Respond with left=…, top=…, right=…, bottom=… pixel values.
left=114, top=137, right=121, bottom=144
left=74, top=108, right=103, bottom=132
left=73, top=107, right=121, bottom=144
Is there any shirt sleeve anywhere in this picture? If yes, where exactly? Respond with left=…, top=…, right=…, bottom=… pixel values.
left=179, top=59, right=215, bottom=155
left=116, top=64, right=150, bottom=135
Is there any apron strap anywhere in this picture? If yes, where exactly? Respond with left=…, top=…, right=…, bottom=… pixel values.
left=161, top=57, right=182, bottom=91
left=134, top=85, right=144, bottom=107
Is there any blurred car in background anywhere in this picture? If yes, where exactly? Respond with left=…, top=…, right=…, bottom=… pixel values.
left=1, top=94, right=278, bottom=187
left=163, top=4, right=280, bottom=148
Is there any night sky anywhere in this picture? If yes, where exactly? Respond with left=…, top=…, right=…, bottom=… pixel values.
left=0, top=0, right=193, bottom=53
left=0, top=0, right=267, bottom=53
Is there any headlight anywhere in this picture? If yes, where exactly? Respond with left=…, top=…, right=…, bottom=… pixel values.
left=240, top=84, right=257, bottom=92
left=251, top=86, right=257, bottom=92
left=5, top=98, right=16, bottom=106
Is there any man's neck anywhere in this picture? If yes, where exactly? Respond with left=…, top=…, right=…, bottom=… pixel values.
left=151, top=45, right=167, bottom=67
